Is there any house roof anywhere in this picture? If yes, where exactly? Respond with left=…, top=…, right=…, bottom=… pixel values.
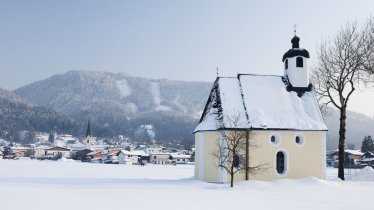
left=195, top=75, right=327, bottom=132
left=119, top=150, right=146, bottom=156
left=170, top=154, right=191, bottom=159
left=47, top=146, right=70, bottom=151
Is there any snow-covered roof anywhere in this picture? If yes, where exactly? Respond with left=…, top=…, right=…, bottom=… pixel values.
left=35, top=145, right=51, bottom=150
left=170, top=154, right=191, bottom=159
left=120, top=150, right=146, bottom=156
left=195, top=75, right=327, bottom=132
left=344, top=150, right=363, bottom=156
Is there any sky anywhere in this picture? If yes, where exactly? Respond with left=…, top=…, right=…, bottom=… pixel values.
left=1, top=0, right=374, bottom=116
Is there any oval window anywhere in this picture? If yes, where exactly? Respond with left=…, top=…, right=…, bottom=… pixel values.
left=269, top=134, right=280, bottom=145
left=294, top=135, right=305, bottom=146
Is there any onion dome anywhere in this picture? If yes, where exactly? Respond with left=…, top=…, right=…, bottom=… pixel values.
left=282, top=36, right=310, bottom=62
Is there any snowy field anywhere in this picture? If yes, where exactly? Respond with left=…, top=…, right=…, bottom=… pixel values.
left=0, top=160, right=373, bottom=210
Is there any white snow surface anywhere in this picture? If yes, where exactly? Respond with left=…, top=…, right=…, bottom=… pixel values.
left=0, top=160, right=373, bottom=210
left=347, top=166, right=374, bottom=181
left=151, top=81, right=161, bottom=105
left=151, top=81, right=171, bottom=111
left=116, top=79, right=132, bottom=98
left=195, top=75, right=327, bottom=132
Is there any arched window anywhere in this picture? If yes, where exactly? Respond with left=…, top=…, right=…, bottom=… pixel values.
left=285, top=59, right=288, bottom=69
left=296, top=57, right=303, bottom=67
left=233, top=154, right=240, bottom=168
left=276, top=151, right=285, bottom=174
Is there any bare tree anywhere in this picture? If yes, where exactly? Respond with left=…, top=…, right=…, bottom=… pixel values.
left=313, top=18, right=374, bottom=180
left=212, top=113, right=268, bottom=187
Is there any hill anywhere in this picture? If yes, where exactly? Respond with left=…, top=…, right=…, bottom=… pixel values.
left=0, top=87, right=83, bottom=143
left=14, top=71, right=212, bottom=142
left=13, top=70, right=374, bottom=149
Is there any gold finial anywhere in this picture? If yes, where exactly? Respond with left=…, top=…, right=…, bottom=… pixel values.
left=293, top=24, right=297, bottom=36
left=216, top=67, right=219, bottom=77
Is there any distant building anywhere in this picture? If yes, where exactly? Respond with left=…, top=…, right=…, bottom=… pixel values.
left=150, top=153, right=172, bottom=165
left=84, top=120, right=104, bottom=152
left=117, top=150, right=148, bottom=165
left=46, top=146, right=70, bottom=158
left=170, top=154, right=191, bottom=164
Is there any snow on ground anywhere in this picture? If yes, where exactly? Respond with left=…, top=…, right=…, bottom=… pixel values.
left=0, top=160, right=373, bottom=210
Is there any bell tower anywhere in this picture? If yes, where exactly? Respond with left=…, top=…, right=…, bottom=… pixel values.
left=282, top=31, right=310, bottom=88
left=85, top=119, right=92, bottom=150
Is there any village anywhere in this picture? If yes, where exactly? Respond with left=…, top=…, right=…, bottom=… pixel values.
left=1, top=128, right=374, bottom=171
left=0, top=122, right=194, bottom=166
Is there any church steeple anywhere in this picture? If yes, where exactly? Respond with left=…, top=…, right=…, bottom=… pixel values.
left=86, top=119, right=92, bottom=137
left=282, top=31, right=311, bottom=89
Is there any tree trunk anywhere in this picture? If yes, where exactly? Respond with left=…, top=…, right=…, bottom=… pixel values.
left=230, top=164, right=234, bottom=187
left=245, top=131, right=249, bottom=180
left=338, top=107, right=347, bottom=180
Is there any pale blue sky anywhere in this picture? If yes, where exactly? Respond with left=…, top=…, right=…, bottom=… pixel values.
left=1, top=0, right=374, bottom=115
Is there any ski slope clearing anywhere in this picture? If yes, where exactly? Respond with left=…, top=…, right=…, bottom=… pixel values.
left=0, top=160, right=372, bottom=210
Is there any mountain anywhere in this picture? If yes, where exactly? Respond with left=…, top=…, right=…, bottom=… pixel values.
left=324, top=108, right=374, bottom=150
left=0, top=87, right=83, bottom=143
left=13, top=70, right=374, bottom=149
left=14, top=71, right=212, bottom=141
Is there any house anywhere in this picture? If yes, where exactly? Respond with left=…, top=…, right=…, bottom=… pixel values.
left=102, top=148, right=121, bottom=164
left=150, top=153, right=172, bottom=165
left=194, top=35, right=328, bottom=182
left=360, top=152, right=374, bottom=166
left=46, top=146, right=71, bottom=158
left=89, top=151, right=104, bottom=163
left=327, top=149, right=364, bottom=167
left=170, top=154, right=191, bottom=164
left=54, top=134, right=76, bottom=148
left=34, top=132, right=50, bottom=143
left=34, top=145, right=50, bottom=158
left=10, top=146, right=30, bottom=158
left=117, top=150, right=148, bottom=165
left=146, top=146, right=163, bottom=154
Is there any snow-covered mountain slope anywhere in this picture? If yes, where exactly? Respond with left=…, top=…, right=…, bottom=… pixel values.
left=11, top=70, right=374, bottom=148
left=14, top=71, right=212, bottom=140
left=324, top=108, right=374, bottom=150
left=0, top=87, right=82, bottom=142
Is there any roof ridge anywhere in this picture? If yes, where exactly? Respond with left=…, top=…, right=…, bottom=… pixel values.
left=237, top=73, right=283, bottom=77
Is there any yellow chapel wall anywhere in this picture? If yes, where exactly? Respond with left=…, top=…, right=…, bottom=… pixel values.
left=195, top=130, right=326, bottom=183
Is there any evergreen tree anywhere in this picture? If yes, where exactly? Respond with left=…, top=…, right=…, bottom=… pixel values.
left=48, top=133, right=55, bottom=143
left=361, top=136, right=374, bottom=153
left=2, top=146, right=11, bottom=157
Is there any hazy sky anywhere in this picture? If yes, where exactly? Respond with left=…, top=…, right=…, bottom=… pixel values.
left=1, top=0, right=374, bottom=116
